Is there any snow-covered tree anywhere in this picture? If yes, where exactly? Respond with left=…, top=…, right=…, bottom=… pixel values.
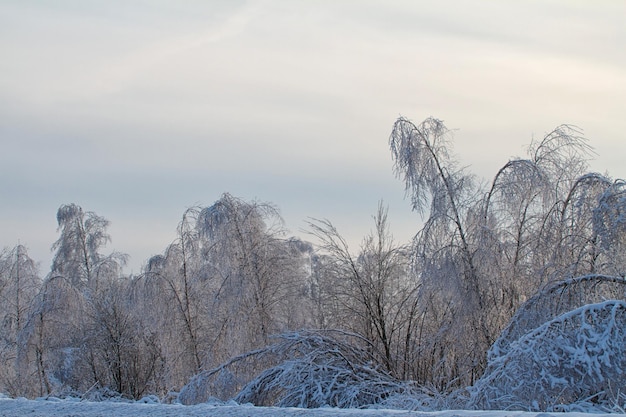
left=83, top=276, right=164, bottom=399
left=51, top=204, right=127, bottom=289
left=388, top=116, right=623, bottom=389
left=488, top=274, right=626, bottom=360
left=592, top=179, right=626, bottom=275
left=23, top=204, right=131, bottom=396
left=466, top=274, right=626, bottom=411
left=470, top=299, right=626, bottom=411
left=477, top=129, right=603, bottom=347
left=0, top=245, right=41, bottom=396
left=18, top=274, right=84, bottom=396
left=195, top=193, right=306, bottom=350
left=139, top=194, right=313, bottom=393
left=307, top=203, right=416, bottom=379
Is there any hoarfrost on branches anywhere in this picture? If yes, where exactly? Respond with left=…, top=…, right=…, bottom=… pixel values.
left=489, top=274, right=626, bottom=360
left=469, top=300, right=626, bottom=411
left=179, top=330, right=425, bottom=410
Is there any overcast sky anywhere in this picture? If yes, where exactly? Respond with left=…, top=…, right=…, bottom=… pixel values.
left=1, top=0, right=625, bottom=273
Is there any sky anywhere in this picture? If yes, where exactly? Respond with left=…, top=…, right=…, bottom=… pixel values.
left=1, top=0, right=625, bottom=274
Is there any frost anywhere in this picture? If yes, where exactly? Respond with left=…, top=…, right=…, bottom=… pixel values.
left=469, top=300, right=626, bottom=411
left=179, top=330, right=421, bottom=409
left=488, top=274, right=626, bottom=361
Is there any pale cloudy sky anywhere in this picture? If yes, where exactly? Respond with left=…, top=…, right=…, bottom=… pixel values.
left=1, top=0, right=625, bottom=273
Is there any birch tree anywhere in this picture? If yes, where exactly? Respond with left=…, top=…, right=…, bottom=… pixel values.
left=0, top=245, right=41, bottom=396
left=141, top=194, right=312, bottom=392
left=33, top=204, right=130, bottom=395
left=389, top=117, right=487, bottom=386
left=195, top=193, right=310, bottom=355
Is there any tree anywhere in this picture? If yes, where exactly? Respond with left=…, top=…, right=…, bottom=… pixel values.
left=478, top=130, right=600, bottom=343
left=0, top=245, right=41, bottom=396
left=26, top=204, right=131, bottom=396
left=387, top=117, right=618, bottom=388
left=470, top=281, right=626, bottom=411
left=389, top=117, right=479, bottom=300
left=83, top=276, right=164, bottom=399
left=308, top=203, right=416, bottom=378
left=488, top=274, right=626, bottom=361
left=194, top=194, right=311, bottom=353
left=140, top=193, right=313, bottom=392
left=389, top=117, right=487, bottom=386
left=592, top=179, right=626, bottom=275
left=478, top=127, right=619, bottom=346
left=20, top=274, right=84, bottom=396
left=51, top=203, right=127, bottom=289
left=140, top=206, right=210, bottom=389
left=522, top=126, right=599, bottom=283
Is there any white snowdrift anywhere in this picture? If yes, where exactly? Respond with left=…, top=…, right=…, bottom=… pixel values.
left=0, top=396, right=623, bottom=417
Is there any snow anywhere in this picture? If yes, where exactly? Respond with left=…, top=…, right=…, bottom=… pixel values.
left=0, top=396, right=624, bottom=417
left=469, top=300, right=626, bottom=411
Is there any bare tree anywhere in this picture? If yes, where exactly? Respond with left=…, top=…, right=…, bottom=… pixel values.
left=308, top=203, right=416, bottom=378
left=82, top=276, right=164, bottom=399
left=140, top=207, right=211, bottom=390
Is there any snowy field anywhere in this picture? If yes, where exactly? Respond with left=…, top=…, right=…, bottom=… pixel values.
left=0, top=397, right=624, bottom=417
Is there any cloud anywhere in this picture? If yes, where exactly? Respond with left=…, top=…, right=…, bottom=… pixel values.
left=1, top=0, right=625, bottom=272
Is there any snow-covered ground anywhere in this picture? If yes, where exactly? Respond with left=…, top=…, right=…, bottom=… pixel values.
left=0, top=396, right=623, bottom=417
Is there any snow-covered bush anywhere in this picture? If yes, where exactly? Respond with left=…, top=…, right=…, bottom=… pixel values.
left=178, top=367, right=243, bottom=405
left=376, top=384, right=466, bottom=412
left=468, top=300, right=626, bottom=411
left=80, top=383, right=129, bottom=402
left=488, top=274, right=626, bottom=361
left=179, top=330, right=421, bottom=409
left=233, top=348, right=415, bottom=408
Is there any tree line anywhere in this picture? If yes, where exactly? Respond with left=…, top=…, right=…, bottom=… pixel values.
left=1, top=117, right=625, bottom=403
